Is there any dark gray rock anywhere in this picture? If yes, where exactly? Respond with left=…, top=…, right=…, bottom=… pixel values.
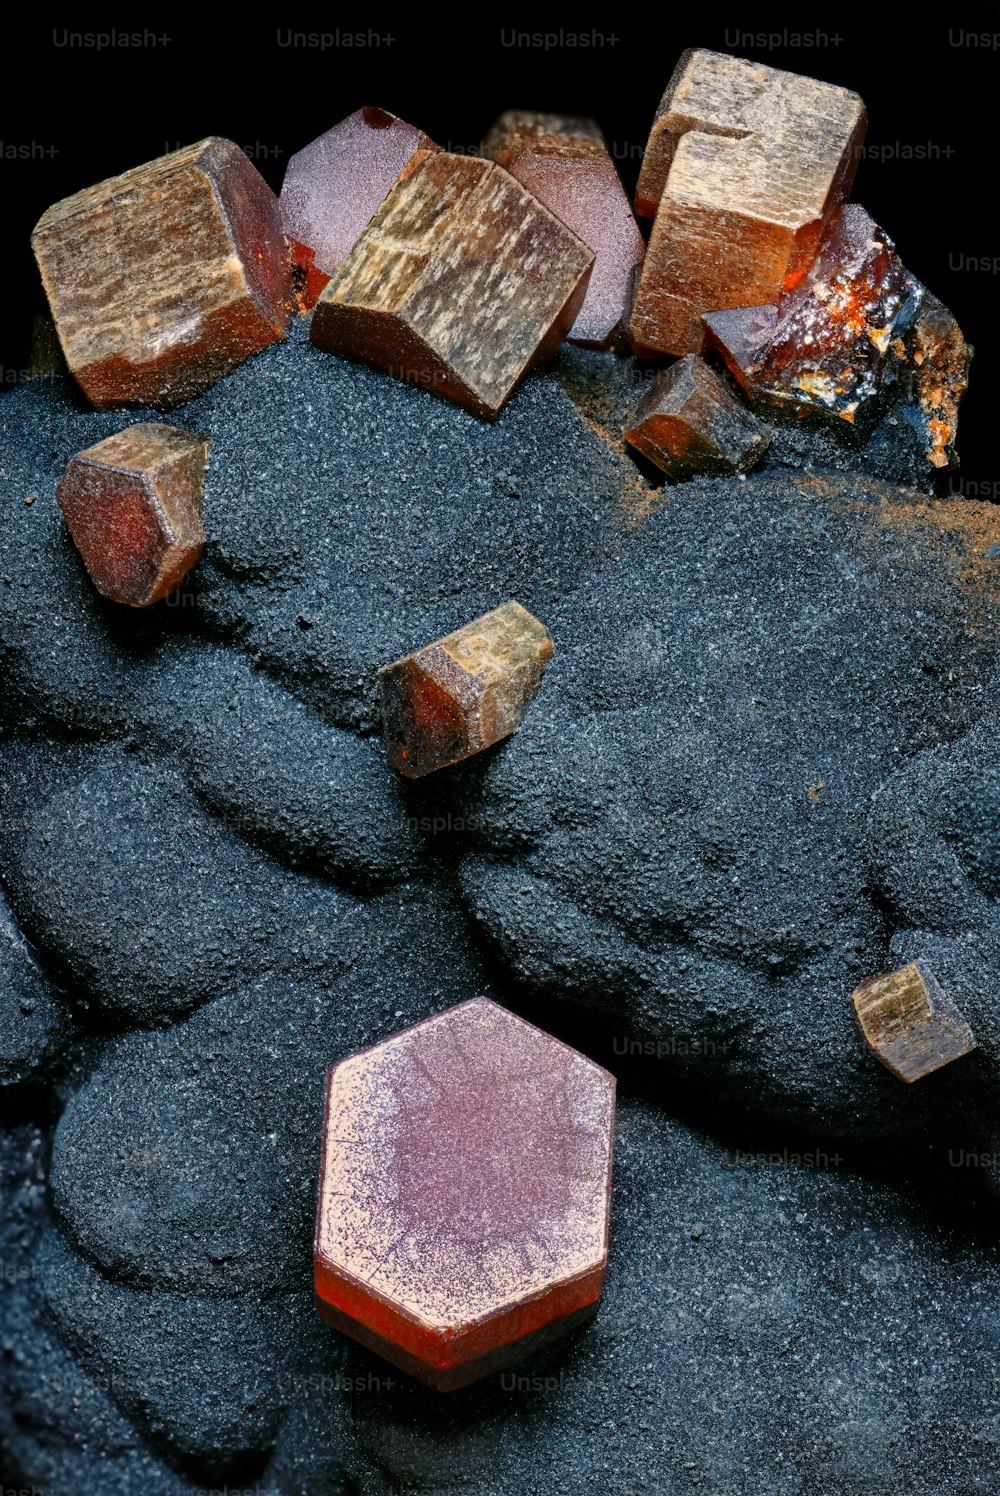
left=342, top=1097, right=1000, bottom=1496
left=452, top=474, right=1000, bottom=1135
left=0, top=741, right=358, bottom=1023
left=0, top=884, right=72, bottom=1085
left=51, top=887, right=487, bottom=1292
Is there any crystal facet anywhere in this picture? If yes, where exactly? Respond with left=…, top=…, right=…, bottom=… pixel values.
left=56, top=424, right=210, bottom=607
left=629, top=49, right=866, bottom=356
left=309, top=152, right=594, bottom=418
left=280, top=107, right=440, bottom=310
left=379, top=601, right=553, bottom=778
left=852, top=959, right=976, bottom=1083
left=624, top=354, right=770, bottom=479
left=703, top=204, right=923, bottom=435
left=315, top=996, right=615, bottom=1390
left=32, top=139, right=291, bottom=410
left=483, top=111, right=645, bottom=349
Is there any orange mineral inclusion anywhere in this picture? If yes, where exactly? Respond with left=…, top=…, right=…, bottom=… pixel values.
left=314, top=997, right=615, bottom=1390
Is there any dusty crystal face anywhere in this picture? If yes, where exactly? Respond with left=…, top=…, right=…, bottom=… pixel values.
left=279, top=106, right=440, bottom=309
left=309, top=152, right=594, bottom=418
left=624, top=354, right=769, bottom=479
left=483, top=111, right=644, bottom=349
left=379, top=601, right=553, bottom=778
left=315, top=996, right=615, bottom=1390
left=900, top=294, right=973, bottom=469
left=703, top=204, right=924, bottom=435
left=32, top=139, right=291, bottom=410
left=56, top=424, right=210, bottom=607
left=851, top=960, right=976, bottom=1083
left=629, top=48, right=866, bottom=356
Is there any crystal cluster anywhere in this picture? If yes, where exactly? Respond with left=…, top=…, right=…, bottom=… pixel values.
left=703, top=204, right=924, bottom=435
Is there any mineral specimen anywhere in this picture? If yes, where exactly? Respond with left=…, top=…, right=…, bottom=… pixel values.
left=900, top=294, right=973, bottom=469
left=483, top=110, right=645, bottom=349
left=32, top=139, right=291, bottom=410
left=624, top=354, right=770, bottom=478
left=314, top=996, right=615, bottom=1390
left=379, top=601, right=553, bottom=778
left=629, top=49, right=866, bottom=356
left=309, top=152, right=594, bottom=418
left=851, top=960, right=976, bottom=1082
left=280, top=106, right=440, bottom=310
left=56, top=424, right=210, bottom=607
left=703, top=204, right=924, bottom=436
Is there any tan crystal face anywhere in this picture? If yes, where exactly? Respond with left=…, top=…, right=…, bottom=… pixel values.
left=316, top=998, right=614, bottom=1331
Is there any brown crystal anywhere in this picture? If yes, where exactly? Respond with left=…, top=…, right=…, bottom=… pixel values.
left=379, top=601, right=553, bottom=778
left=309, top=152, right=594, bottom=419
left=56, top=424, right=210, bottom=607
left=624, top=354, right=769, bottom=479
left=851, top=959, right=976, bottom=1083
left=280, top=106, right=440, bottom=310
left=483, top=111, right=645, bottom=349
left=32, top=139, right=291, bottom=410
left=629, top=49, right=866, bottom=356
left=703, top=204, right=923, bottom=435
left=315, top=996, right=615, bottom=1390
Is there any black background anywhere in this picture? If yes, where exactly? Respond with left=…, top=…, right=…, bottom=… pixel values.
left=2, top=13, right=998, bottom=491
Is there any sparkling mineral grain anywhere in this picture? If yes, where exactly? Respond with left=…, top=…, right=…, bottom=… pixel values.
left=279, top=106, right=440, bottom=309
left=309, top=152, right=594, bottom=418
left=629, top=49, right=866, bottom=356
left=483, top=110, right=645, bottom=349
left=56, top=424, right=210, bottom=607
left=32, top=139, right=291, bottom=410
left=703, top=204, right=923, bottom=435
left=314, top=996, right=615, bottom=1390
left=624, top=354, right=770, bottom=479
left=901, top=294, right=973, bottom=469
left=851, top=959, right=976, bottom=1083
left=379, top=601, right=553, bottom=778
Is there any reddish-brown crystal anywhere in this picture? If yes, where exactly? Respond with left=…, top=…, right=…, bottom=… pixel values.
left=280, top=107, right=440, bottom=310
left=56, top=424, right=210, bottom=607
left=629, top=49, right=866, bottom=356
left=32, top=139, right=292, bottom=410
left=703, top=204, right=923, bottom=435
left=379, top=601, right=553, bottom=778
left=314, top=996, right=615, bottom=1390
left=483, top=111, right=645, bottom=349
left=309, top=152, right=594, bottom=419
left=625, top=354, right=770, bottom=479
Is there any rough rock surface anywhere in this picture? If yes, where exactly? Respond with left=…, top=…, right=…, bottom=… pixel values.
left=2, top=323, right=999, bottom=1494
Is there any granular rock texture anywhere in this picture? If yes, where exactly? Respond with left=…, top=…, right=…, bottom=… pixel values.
left=2, top=325, right=999, bottom=1494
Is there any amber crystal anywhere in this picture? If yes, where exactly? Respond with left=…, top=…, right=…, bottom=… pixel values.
left=483, top=111, right=645, bottom=349
left=280, top=107, right=440, bottom=310
left=629, top=49, right=866, bottom=356
left=309, top=152, right=593, bottom=418
left=851, top=960, right=976, bottom=1083
left=56, top=424, right=210, bottom=607
left=703, top=204, right=923, bottom=435
left=315, top=997, right=615, bottom=1390
left=32, top=139, right=291, bottom=410
left=624, top=355, right=769, bottom=480
left=379, top=601, right=553, bottom=778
